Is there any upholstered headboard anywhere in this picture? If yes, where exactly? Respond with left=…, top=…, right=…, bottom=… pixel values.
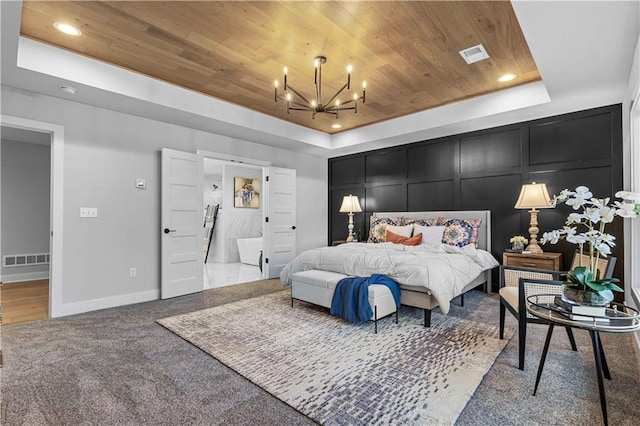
left=372, top=210, right=492, bottom=252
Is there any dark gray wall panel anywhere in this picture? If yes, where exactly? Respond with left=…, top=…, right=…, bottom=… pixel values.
left=365, top=149, right=406, bottom=183
left=330, top=156, right=364, bottom=186
left=407, top=140, right=455, bottom=180
left=529, top=112, right=612, bottom=165
left=460, top=175, right=522, bottom=255
left=407, top=180, right=455, bottom=211
left=460, top=128, right=521, bottom=174
left=366, top=184, right=405, bottom=213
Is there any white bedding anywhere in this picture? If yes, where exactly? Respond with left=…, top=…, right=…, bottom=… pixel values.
left=280, top=242, right=499, bottom=314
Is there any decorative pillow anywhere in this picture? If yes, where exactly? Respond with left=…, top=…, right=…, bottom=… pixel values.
left=402, top=217, right=439, bottom=227
left=414, top=225, right=446, bottom=246
left=367, top=216, right=403, bottom=243
left=386, top=224, right=414, bottom=238
left=386, top=230, right=422, bottom=246
left=441, top=218, right=482, bottom=247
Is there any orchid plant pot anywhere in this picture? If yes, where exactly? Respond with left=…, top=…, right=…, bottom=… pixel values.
left=561, top=285, right=614, bottom=307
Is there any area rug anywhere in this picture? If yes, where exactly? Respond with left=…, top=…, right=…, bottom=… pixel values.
left=158, top=291, right=509, bottom=425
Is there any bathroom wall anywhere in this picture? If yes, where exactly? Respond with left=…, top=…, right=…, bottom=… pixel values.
left=221, top=164, right=262, bottom=263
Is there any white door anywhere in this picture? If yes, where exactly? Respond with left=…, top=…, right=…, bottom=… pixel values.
left=161, top=148, right=204, bottom=299
left=263, top=167, right=296, bottom=278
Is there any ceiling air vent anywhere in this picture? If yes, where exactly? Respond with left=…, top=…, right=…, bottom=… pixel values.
left=459, top=44, right=490, bottom=64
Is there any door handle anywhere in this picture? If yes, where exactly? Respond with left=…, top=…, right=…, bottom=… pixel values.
left=291, top=225, right=296, bottom=230
left=164, top=228, right=176, bottom=234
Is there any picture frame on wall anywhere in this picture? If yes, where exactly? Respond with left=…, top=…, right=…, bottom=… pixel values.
left=234, top=177, right=260, bottom=208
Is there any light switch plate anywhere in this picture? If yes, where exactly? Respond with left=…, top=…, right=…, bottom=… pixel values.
left=136, top=179, right=146, bottom=189
left=80, top=207, right=98, bottom=218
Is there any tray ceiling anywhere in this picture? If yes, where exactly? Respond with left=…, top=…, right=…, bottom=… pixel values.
left=20, top=1, right=541, bottom=134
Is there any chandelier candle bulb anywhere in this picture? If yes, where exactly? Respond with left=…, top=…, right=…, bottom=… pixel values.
left=283, top=66, right=288, bottom=90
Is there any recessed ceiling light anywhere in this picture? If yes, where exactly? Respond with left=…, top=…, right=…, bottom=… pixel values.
left=331, top=124, right=342, bottom=129
left=54, top=22, right=81, bottom=36
left=498, top=73, right=516, bottom=83
left=59, top=85, right=76, bottom=95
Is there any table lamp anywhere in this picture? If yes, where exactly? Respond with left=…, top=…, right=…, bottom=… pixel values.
left=514, top=182, right=553, bottom=253
left=339, top=194, right=362, bottom=242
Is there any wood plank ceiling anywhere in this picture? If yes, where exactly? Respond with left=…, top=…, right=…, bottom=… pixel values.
left=20, top=1, right=540, bottom=134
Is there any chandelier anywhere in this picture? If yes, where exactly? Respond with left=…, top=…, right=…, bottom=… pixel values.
left=274, top=56, right=366, bottom=119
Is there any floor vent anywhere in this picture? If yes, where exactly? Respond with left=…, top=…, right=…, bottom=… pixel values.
left=3, top=253, right=50, bottom=267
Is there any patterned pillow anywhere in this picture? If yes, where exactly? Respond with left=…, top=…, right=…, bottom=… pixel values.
left=441, top=218, right=482, bottom=247
left=367, top=216, right=403, bottom=243
left=402, top=217, right=439, bottom=227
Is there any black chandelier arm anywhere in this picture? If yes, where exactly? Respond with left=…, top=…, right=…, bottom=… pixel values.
left=322, top=82, right=349, bottom=109
left=325, top=105, right=356, bottom=112
left=285, top=85, right=311, bottom=106
left=288, top=106, right=314, bottom=112
left=288, top=100, right=312, bottom=109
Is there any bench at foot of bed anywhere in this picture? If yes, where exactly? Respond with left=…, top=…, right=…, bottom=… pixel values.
left=290, top=269, right=458, bottom=328
left=291, top=270, right=397, bottom=333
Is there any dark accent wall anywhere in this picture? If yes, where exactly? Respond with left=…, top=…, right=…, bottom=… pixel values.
left=329, top=104, right=624, bottom=292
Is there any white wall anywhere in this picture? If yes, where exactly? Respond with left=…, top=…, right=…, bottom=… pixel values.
left=623, top=32, right=640, bottom=311
left=0, top=139, right=51, bottom=281
left=0, top=86, right=327, bottom=315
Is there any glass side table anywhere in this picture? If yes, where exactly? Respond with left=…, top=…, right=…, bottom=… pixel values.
left=526, top=294, right=640, bottom=426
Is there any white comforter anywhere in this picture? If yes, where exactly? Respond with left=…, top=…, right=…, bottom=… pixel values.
left=280, top=242, right=499, bottom=314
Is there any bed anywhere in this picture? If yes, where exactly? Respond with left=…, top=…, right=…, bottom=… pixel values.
left=280, top=210, right=499, bottom=325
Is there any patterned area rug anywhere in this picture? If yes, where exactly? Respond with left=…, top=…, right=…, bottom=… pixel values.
left=158, top=291, right=508, bottom=425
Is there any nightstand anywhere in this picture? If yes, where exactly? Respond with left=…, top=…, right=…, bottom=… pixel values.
left=502, top=252, right=563, bottom=271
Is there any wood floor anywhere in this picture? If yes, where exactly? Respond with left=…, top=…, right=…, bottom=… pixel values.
left=0, top=279, right=49, bottom=325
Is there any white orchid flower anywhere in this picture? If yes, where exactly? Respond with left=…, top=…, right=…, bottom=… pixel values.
left=566, top=233, right=587, bottom=245
left=541, top=230, right=560, bottom=244
left=595, top=243, right=611, bottom=256
left=615, top=191, right=640, bottom=203
left=615, top=201, right=638, bottom=218
left=590, top=197, right=610, bottom=208
left=566, top=212, right=583, bottom=224
left=599, top=206, right=616, bottom=224
left=583, top=207, right=602, bottom=224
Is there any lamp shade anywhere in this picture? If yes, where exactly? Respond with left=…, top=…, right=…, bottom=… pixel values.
left=514, top=182, right=553, bottom=209
left=339, top=195, right=362, bottom=213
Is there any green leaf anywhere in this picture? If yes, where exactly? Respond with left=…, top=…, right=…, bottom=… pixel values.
left=598, top=289, right=614, bottom=301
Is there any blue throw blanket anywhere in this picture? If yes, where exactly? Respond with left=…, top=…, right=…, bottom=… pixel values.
left=330, top=274, right=401, bottom=323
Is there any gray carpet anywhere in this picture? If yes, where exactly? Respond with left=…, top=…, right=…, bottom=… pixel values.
left=1, top=279, right=639, bottom=425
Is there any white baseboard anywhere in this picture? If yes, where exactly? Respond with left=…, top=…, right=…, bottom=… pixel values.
left=1, top=271, right=49, bottom=283
left=52, top=289, right=160, bottom=318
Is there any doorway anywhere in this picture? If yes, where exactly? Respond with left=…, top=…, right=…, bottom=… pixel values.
left=0, top=115, right=64, bottom=319
left=203, top=156, right=263, bottom=288
left=0, top=126, right=51, bottom=324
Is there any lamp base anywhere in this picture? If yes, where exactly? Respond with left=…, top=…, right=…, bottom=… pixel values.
left=525, top=243, right=543, bottom=254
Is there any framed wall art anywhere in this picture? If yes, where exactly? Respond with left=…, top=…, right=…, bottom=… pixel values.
left=234, top=177, right=260, bottom=208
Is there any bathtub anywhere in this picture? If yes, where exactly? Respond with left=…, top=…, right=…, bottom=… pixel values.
left=236, top=237, right=262, bottom=266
